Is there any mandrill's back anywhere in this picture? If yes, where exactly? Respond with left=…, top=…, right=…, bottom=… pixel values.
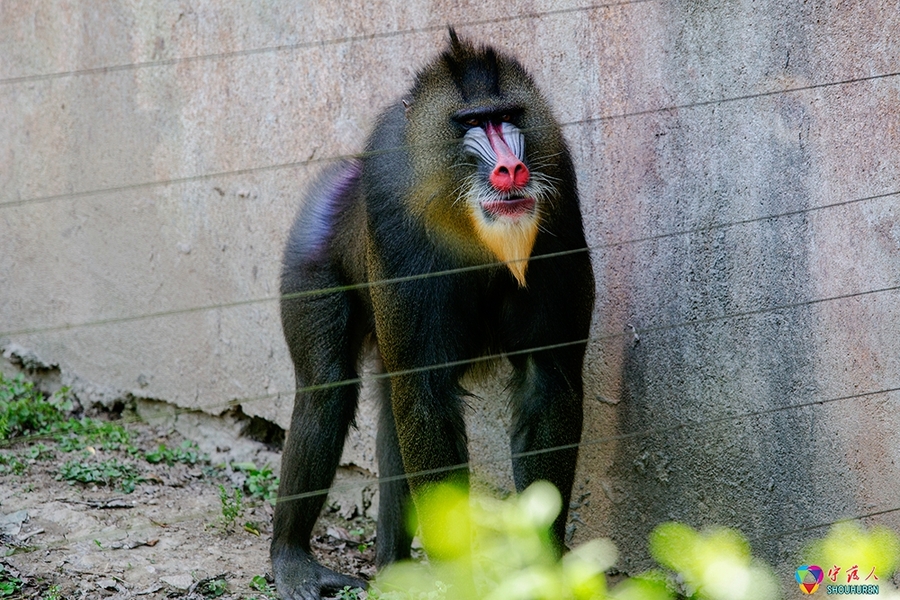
left=280, top=158, right=369, bottom=293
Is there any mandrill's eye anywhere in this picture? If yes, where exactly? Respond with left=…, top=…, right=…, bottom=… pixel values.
left=500, top=114, right=512, bottom=122
left=465, top=118, right=481, bottom=127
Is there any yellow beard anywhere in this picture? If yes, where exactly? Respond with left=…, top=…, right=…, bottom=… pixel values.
left=470, top=209, right=539, bottom=288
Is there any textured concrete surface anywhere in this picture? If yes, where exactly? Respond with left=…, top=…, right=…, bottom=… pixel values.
left=2, top=0, right=898, bottom=588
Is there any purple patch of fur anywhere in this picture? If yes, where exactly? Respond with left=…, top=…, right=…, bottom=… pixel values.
left=298, top=160, right=362, bottom=260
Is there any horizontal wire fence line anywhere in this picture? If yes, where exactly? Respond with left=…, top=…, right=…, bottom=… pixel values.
left=6, top=383, right=900, bottom=555
left=752, top=506, right=900, bottom=543
left=2, top=187, right=898, bottom=339
left=267, top=384, right=900, bottom=505
left=3, top=303, right=899, bottom=461
left=0, top=0, right=653, bottom=87
left=2, top=280, right=895, bottom=425
left=1, top=255, right=897, bottom=447
left=3, top=70, right=899, bottom=210
left=20, top=488, right=900, bottom=561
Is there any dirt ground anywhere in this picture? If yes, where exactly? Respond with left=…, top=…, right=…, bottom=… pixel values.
left=0, top=415, right=376, bottom=599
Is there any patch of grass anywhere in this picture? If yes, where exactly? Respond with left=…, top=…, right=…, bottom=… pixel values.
left=26, top=443, right=55, bottom=461
left=0, top=373, right=72, bottom=440
left=0, top=562, right=23, bottom=597
left=145, top=440, right=206, bottom=466
left=0, top=451, right=27, bottom=475
left=57, top=457, right=143, bottom=493
left=54, top=418, right=134, bottom=453
left=0, top=372, right=134, bottom=456
left=201, top=577, right=228, bottom=597
left=232, top=462, right=279, bottom=504
left=0, top=443, right=56, bottom=476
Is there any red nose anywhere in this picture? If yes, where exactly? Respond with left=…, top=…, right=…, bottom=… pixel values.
left=486, top=123, right=530, bottom=192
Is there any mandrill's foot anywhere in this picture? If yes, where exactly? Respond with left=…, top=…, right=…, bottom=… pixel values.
left=272, top=546, right=367, bottom=600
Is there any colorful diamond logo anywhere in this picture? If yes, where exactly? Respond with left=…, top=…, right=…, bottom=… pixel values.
left=795, top=565, right=824, bottom=595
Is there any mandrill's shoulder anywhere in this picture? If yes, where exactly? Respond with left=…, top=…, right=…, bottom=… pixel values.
left=361, top=102, right=415, bottom=203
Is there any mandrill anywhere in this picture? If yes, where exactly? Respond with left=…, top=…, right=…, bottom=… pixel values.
left=271, top=29, right=595, bottom=599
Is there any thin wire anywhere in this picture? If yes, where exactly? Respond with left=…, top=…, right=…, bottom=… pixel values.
left=270, top=384, right=900, bottom=505
left=0, top=1, right=652, bottom=87
left=154, top=280, right=900, bottom=422
left=595, top=189, right=900, bottom=251
left=568, top=502, right=900, bottom=550
left=0, top=217, right=896, bottom=449
left=570, top=70, right=900, bottom=127
left=0, top=156, right=333, bottom=210
left=1, top=278, right=897, bottom=447
left=1, top=279, right=897, bottom=438
left=5, top=296, right=898, bottom=485
left=755, top=506, right=900, bottom=542
left=24, top=499, right=900, bottom=567
left=3, top=70, right=898, bottom=211
left=0, top=248, right=587, bottom=337
left=24, top=486, right=900, bottom=565
left=4, top=384, right=898, bottom=555
left=638, top=283, right=900, bottom=337
left=0, top=336, right=590, bottom=449
left=2, top=188, right=897, bottom=339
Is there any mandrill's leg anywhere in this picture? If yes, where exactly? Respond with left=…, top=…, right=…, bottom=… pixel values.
left=373, top=358, right=415, bottom=567
left=507, top=348, right=585, bottom=555
left=271, top=287, right=367, bottom=600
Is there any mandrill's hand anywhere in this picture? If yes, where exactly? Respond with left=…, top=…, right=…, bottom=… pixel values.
left=272, top=546, right=367, bottom=600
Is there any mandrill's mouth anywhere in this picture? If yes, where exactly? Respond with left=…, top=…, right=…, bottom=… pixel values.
left=481, top=196, right=536, bottom=219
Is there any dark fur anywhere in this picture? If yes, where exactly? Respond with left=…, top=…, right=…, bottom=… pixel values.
left=271, top=32, right=595, bottom=600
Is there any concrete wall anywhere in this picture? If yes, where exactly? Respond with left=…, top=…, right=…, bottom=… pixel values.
left=3, top=0, right=898, bottom=587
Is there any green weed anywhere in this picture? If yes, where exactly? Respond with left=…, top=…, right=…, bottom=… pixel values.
left=232, top=462, right=279, bottom=504
left=0, top=562, right=23, bottom=597
left=202, top=577, right=228, bottom=597
left=41, top=585, right=62, bottom=600
left=335, top=585, right=367, bottom=600
left=248, top=574, right=278, bottom=599
left=0, top=579, right=20, bottom=597
left=57, top=457, right=143, bottom=493
left=145, top=440, right=207, bottom=466
left=0, top=373, right=71, bottom=440
left=0, top=372, right=134, bottom=455
left=26, top=443, right=55, bottom=461
left=54, top=418, right=134, bottom=453
left=218, top=484, right=244, bottom=527
left=0, top=442, right=51, bottom=475
left=350, top=527, right=374, bottom=553
left=0, top=452, right=27, bottom=475
left=41, top=584, right=62, bottom=600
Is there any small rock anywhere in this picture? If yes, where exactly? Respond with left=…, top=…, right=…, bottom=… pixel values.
left=160, top=574, right=193, bottom=590
left=0, top=510, right=27, bottom=536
